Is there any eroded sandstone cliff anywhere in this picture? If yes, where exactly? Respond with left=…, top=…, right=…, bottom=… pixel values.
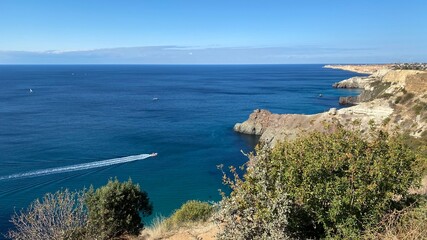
left=234, top=67, right=427, bottom=147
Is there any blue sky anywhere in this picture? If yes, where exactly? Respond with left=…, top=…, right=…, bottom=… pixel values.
left=0, top=0, right=426, bottom=64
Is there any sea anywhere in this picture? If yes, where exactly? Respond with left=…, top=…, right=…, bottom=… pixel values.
left=0, top=64, right=362, bottom=233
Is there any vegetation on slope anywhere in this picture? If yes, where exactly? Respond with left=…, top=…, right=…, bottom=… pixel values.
left=166, top=200, right=214, bottom=227
left=85, top=178, right=152, bottom=239
left=364, top=201, right=427, bottom=239
left=6, top=178, right=152, bottom=240
left=6, top=129, right=426, bottom=240
left=217, top=128, right=424, bottom=239
left=6, top=189, right=87, bottom=240
left=140, top=200, right=214, bottom=239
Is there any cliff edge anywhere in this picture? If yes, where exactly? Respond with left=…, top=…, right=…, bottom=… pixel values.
left=234, top=66, right=427, bottom=147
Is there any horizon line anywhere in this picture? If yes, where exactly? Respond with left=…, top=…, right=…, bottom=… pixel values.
left=0, top=63, right=396, bottom=66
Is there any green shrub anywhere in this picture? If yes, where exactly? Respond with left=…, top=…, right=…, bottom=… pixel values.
left=413, top=102, right=427, bottom=115
left=218, top=128, right=421, bottom=239
left=166, top=200, right=213, bottom=227
left=7, top=189, right=88, bottom=240
left=400, top=92, right=415, bottom=104
left=217, top=163, right=292, bottom=240
left=402, top=132, right=427, bottom=175
left=382, top=117, right=391, bottom=126
left=85, top=178, right=152, bottom=239
left=380, top=93, right=393, bottom=99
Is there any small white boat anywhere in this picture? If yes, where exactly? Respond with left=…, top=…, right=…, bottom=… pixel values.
left=29, top=89, right=33, bottom=93
left=152, top=97, right=159, bottom=101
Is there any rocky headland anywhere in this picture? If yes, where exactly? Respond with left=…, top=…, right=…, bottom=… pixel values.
left=234, top=65, right=427, bottom=147
left=324, top=64, right=392, bottom=74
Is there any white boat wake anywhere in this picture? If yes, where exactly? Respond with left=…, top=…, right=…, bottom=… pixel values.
left=0, top=154, right=154, bottom=181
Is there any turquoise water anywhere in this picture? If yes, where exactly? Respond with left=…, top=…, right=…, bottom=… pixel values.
left=0, top=65, right=362, bottom=232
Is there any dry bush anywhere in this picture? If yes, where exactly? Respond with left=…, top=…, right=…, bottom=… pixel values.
left=6, top=189, right=87, bottom=240
left=140, top=219, right=219, bottom=240
left=141, top=201, right=214, bottom=240
left=364, top=203, right=427, bottom=240
left=140, top=215, right=172, bottom=240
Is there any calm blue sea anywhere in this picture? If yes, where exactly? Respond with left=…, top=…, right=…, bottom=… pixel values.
left=0, top=65, right=362, bottom=233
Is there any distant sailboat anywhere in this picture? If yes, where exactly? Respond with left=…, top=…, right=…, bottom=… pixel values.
left=152, top=97, right=159, bottom=101
left=29, top=89, right=33, bottom=93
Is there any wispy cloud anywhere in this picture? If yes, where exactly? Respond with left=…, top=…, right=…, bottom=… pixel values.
left=0, top=45, right=418, bottom=64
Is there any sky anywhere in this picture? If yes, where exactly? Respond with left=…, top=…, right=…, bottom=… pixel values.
left=0, top=0, right=426, bottom=64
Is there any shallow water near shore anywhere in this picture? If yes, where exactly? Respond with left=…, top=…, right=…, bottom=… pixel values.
left=0, top=64, right=362, bottom=233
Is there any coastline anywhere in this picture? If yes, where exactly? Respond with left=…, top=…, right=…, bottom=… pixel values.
left=234, top=64, right=427, bottom=147
left=324, top=64, right=392, bottom=74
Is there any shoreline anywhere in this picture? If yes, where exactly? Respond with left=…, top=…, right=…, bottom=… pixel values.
left=324, top=64, right=392, bottom=74
left=234, top=64, right=427, bottom=147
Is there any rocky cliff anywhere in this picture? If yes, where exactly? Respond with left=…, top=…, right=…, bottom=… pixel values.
left=234, top=67, right=427, bottom=147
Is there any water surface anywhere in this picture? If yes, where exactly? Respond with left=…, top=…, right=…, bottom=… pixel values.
left=0, top=65, right=362, bottom=232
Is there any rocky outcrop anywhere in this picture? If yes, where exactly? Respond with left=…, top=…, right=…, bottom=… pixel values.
left=339, top=96, right=358, bottom=105
left=333, top=76, right=375, bottom=89
left=234, top=67, right=427, bottom=147
left=234, top=100, right=395, bottom=146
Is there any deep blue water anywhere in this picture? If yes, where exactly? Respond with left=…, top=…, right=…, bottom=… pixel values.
left=0, top=65, right=362, bottom=233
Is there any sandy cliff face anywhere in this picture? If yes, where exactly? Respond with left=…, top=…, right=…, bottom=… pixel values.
left=234, top=68, right=427, bottom=147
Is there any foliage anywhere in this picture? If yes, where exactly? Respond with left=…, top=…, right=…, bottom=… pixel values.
left=412, top=101, right=427, bottom=115
left=363, top=199, right=427, bottom=240
left=400, top=92, right=415, bottom=104
left=379, top=93, right=393, bottom=99
left=218, top=128, right=421, bottom=239
left=216, top=160, right=292, bottom=240
left=6, top=189, right=87, bottom=240
left=381, top=117, right=391, bottom=126
left=394, top=96, right=402, bottom=104
left=139, top=215, right=171, bottom=239
left=166, top=200, right=213, bottom=227
left=85, top=178, right=152, bottom=239
left=401, top=132, right=427, bottom=174
left=140, top=201, right=214, bottom=239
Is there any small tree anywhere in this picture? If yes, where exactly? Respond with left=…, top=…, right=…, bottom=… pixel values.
left=85, top=178, right=152, bottom=239
left=6, top=189, right=87, bottom=240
